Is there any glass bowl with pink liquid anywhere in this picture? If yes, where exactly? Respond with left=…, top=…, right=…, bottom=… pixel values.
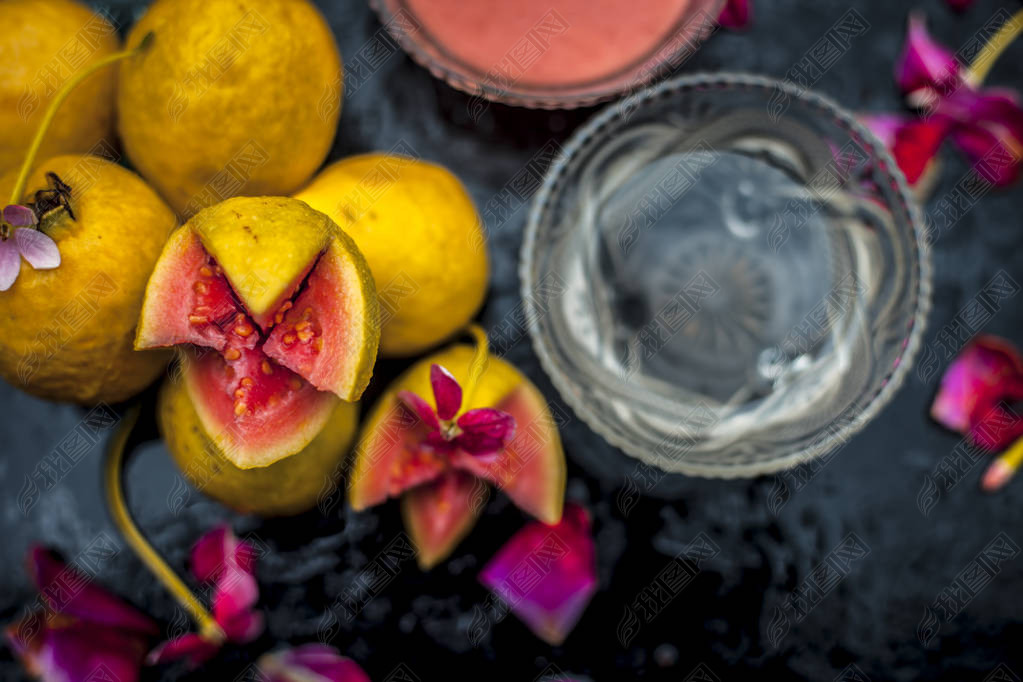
left=370, top=0, right=725, bottom=110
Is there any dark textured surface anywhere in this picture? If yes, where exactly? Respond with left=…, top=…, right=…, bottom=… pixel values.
left=2, top=1, right=1022, bottom=680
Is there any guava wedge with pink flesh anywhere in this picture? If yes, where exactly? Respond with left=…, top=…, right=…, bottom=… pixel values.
left=136, top=197, right=379, bottom=468
left=181, top=347, right=337, bottom=468
left=401, top=471, right=483, bottom=569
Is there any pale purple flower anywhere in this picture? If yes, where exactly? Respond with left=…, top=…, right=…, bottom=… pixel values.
left=0, top=204, right=60, bottom=291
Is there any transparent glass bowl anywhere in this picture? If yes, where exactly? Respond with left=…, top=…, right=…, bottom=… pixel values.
left=370, top=0, right=725, bottom=109
left=520, top=73, right=932, bottom=477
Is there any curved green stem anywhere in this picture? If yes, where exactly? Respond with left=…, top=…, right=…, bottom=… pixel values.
left=8, top=34, right=153, bottom=207
left=104, top=404, right=225, bottom=643
left=460, top=323, right=490, bottom=410
left=967, top=8, right=1023, bottom=87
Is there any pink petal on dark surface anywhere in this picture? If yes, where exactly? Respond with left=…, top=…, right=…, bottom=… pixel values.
left=931, top=335, right=1023, bottom=449
left=479, top=503, right=597, bottom=645
left=3, top=204, right=37, bottom=227
left=40, top=622, right=150, bottom=682
left=945, top=0, right=975, bottom=10
left=430, top=364, right=463, bottom=420
left=258, top=644, right=372, bottom=682
left=0, top=238, right=22, bottom=291
left=456, top=408, right=516, bottom=455
left=190, top=525, right=231, bottom=583
left=717, top=0, right=750, bottom=29
left=13, top=228, right=60, bottom=269
left=896, top=13, right=962, bottom=97
left=146, top=632, right=221, bottom=668
left=859, top=113, right=950, bottom=184
left=397, top=389, right=442, bottom=432
left=27, top=547, right=158, bottom=635
left=937, top=89, right=1023, bottom=186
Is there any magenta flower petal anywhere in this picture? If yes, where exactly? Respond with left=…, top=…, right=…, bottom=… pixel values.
left=456, top=407, right=516, bottom=456
left=14, top=227, right=60, bottom=269
left=931, top=335, right=1023, bottom=450
left=36, top=621, right=150, bottom=682
left=479, top=503, right=597, bottom=645
left=430, top=364, right=463, bottom=420
left=946, top=0, right=974, bottom=10
left=27, top=547, right=158, bottom=635
left=3, top=204, right=37, bottom=227
left=258, top=644, right=372, bottom=682
left=860, top=113, right=950, bottom=185
left=397, top=389, right=441, bottom=432
left=8, top=549, right=155, bottom=682
left=146, top=633, right=221, bottom=668
left=717, top=0, right=750, bottom=29
left=896, top=13, right=962, bottom=98
left=0, top=236, right=23, bottom=291
left=937, top=89, right=1023, bottom=186
left=189, top=526, right=261, bottom=636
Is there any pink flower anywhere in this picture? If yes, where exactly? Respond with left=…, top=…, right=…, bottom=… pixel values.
left=479, top=503, right=597, bottom=646
left=717, top=0, right=751, bottom=29
left=147, top=525, right=264, bottom=668
left=885, top=13, right=1023, bottom=187
left=0, top=205, right=60, bottom=291
left=930, top=335, right=1023, bottom=450
left=256, top=644, right=371, bottom=682
left=397, top=364, right=516, bottom=457
left=5, top=547, right=158, bottom=682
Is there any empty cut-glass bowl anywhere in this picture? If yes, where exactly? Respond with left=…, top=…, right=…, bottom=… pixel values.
left=520, top=73, right=932, bottom=477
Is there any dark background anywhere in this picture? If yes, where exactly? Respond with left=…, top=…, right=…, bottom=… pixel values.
left=2, top=0, right=1022, bottom=680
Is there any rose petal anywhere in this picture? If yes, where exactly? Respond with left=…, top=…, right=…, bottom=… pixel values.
left=479, top=503, right=597, bottom=645
left=946, top=0, right=974, bottom=10
left=717, top=0, right=750, bottom=29
left=896, top=13, right=962, bottom=98
left=0, top=238, right=22, bottom=291
left=859, top=113, right=950, bottom=185
left=219, top=608, right=264, bottom=643
left=190, top=525, right=230, bottom=583
left=397, top=390, right=441, bottom=432
left=27, top=547, right=158, bottom=634
left=3, top=204, right=37, bottom=227
left=931, top=335, right=1023, bottom=450
left=14, top=228, right=60, bottom=269
left=456, top=408, right=516, bottom=456
left=258, top=644, right=372, bottom=682
left=146, top=633, right=220, bottom=668
left=212, top=565, right=260, bottom=633
left=41, top=622, right=150, bottom=682
left=937, top=89, right=1023, bottom=186
left=402, top=470, right=483, bottom=569
left=430, top=364, right=463, bottom=420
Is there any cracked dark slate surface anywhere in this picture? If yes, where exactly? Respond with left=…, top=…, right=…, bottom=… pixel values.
left=2, top=1, right=1022, bottom=680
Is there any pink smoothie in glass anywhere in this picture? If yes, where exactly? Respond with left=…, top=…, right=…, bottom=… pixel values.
left=403, top=0, right=695, bottom=86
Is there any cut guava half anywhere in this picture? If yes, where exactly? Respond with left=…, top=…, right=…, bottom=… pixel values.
left=136, top=197, right=379, bottom=468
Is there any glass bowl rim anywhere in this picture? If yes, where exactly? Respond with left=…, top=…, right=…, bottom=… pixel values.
left=368, top=0, right=727, bottom=110
left=518, top=71, right=934, bottom=478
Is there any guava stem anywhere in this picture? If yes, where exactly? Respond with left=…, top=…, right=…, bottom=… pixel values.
left=103, top=405, right=225, bottom=644
left=8, top=35, right=154, bottom=207
left=461, top=323, right=490, bottom=411
left=966, top=8, right=1023, bottom=87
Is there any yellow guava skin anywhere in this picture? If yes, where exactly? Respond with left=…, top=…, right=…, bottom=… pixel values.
left=294, top=155, right=489, bottom=357
left=117, top=0, right=343, bottom=217
left=0, top=155, right=176, bottom=404
left=0, top=0, right=120, bottom=173
left=159, top=370, right=359, bottom=517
